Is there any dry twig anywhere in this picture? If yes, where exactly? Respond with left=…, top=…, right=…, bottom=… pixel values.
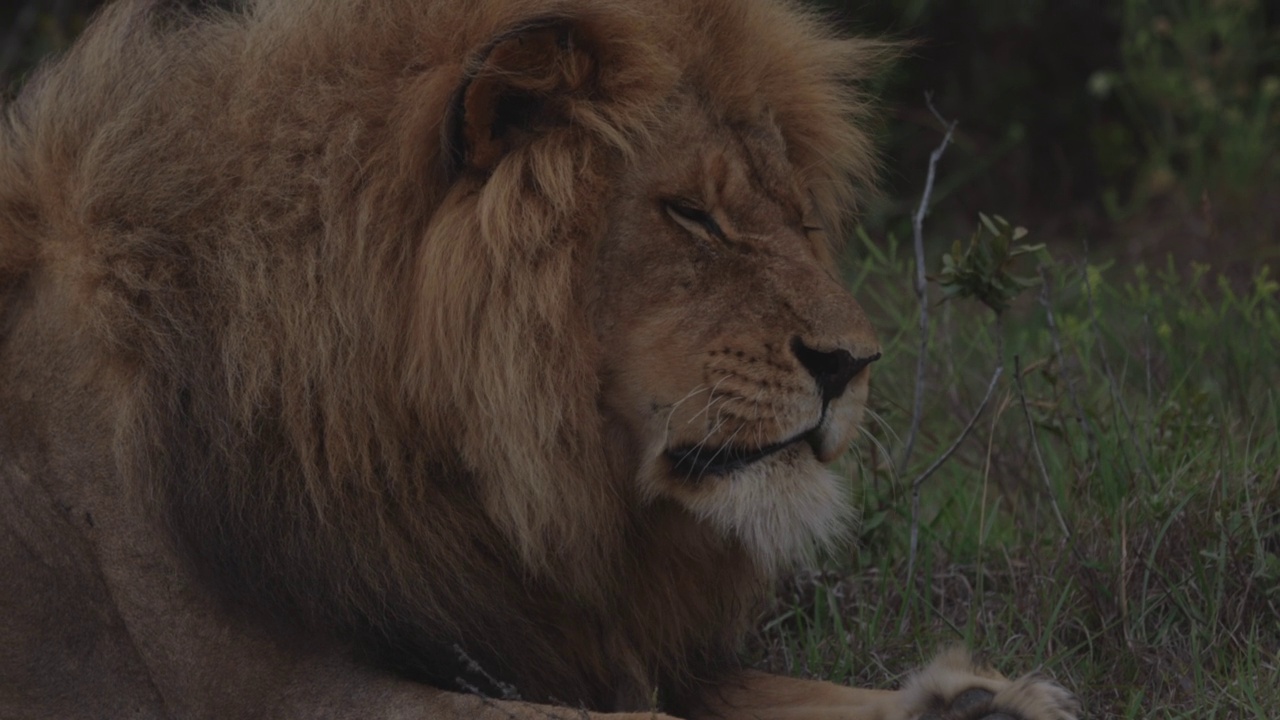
left=901, top=323, right=1003, bottom=632
left=898, top=93, right=957, bottom=473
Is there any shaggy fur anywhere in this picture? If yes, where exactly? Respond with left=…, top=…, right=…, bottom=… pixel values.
left=0, top=1, right=1079, bottom=718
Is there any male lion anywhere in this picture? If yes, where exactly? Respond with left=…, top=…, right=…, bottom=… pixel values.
left=0, top=0, right=1079, bottom=718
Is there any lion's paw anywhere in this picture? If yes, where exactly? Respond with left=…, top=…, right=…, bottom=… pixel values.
left=900, top=648, right=1079, bottom=720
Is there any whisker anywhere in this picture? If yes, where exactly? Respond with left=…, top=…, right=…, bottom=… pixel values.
left=860, top=407, right=900, bottom=447
left=855, top=423, right=899, bottom=482
left=686, top=375, right=732, bottom=426
left=697, top=424, right=746, bottom=473
left=677, top=412, right=731, bottom=466
left=745, top=387, right=766, bottom=449
left=663, top=384, right=710, bottom=444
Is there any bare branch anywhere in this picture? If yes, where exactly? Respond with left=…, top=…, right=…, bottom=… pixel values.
left=899, top=93, right=958, bottom=473
left=901, top=320, right=1003, bottom=633
left=909, top=365, right=1003, bottom=495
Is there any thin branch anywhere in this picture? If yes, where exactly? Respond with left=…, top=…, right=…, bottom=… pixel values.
left=1012, top=355, right=1072, bottom=541
left=1011, top=342, right=1113, bottom=633
left=901, top=319, right=1003, bottom=633
left=910, top=368, right=1004, bottom=493
left=899, top=93, right=958, bottom=473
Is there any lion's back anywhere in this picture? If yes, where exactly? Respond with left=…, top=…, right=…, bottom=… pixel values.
left=0, top=0, right=425, bottom=361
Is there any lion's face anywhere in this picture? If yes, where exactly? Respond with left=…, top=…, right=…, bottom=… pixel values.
left=595, top=99, right=880, bottom=567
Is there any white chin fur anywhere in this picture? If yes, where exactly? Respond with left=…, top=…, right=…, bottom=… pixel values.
left=678, top=449, right=850, bottom=575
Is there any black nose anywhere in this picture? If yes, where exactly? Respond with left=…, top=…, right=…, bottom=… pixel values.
left=790, top=337, right=880, bottom=402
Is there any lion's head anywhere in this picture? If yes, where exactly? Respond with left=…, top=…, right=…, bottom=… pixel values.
left=409, top=4, right=886, bottom=585
left=1, top=0, right=886, bottom=709
left=595, top=93, right=880, bottom=571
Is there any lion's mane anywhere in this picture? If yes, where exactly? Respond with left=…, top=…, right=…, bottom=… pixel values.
left=0, top=0, right=883, bottom=710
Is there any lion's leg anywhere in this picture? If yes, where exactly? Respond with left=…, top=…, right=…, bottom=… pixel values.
left=690, top=649, right=1078, bottom=720
left=389, top=692, right=679, bottom=720
left=272, top=658, right=679, bottom=720
left=690, top=671, right=898, bottom=719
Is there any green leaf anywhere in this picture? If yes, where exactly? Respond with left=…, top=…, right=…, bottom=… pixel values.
left=931, top=213, right=1050, bottom=315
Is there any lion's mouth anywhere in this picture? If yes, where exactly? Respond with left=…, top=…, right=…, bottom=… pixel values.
left=666, top=425, right=823, bottom=480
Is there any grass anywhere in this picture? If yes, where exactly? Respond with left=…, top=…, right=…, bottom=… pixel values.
left=749, top=226, right=1280, bottom=718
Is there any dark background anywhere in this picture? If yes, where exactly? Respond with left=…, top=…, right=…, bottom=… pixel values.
left=4, top=0, right=1278, bottom=270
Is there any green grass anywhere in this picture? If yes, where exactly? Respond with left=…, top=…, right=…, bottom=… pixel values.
left=752, top=231, right=1280, bottom=718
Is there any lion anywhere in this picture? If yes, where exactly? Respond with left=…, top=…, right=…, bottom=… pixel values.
left=0, top=0, right=1079, bottom=718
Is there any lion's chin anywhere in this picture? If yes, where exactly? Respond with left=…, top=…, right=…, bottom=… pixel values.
left=645, top=446, right=851, bottom=575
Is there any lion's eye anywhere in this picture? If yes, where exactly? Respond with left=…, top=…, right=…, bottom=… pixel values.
left=664, top=200, right=725, bottom=241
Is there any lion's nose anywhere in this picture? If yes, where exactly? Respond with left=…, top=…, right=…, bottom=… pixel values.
left=790, top=337, right=880, bottom=403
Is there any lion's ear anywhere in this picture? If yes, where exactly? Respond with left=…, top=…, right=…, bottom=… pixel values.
left=446, top=19, right=596, bottom=174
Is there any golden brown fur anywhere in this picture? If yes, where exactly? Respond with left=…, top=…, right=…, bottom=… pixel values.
left=0, top=1, right=1077, bottom=718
